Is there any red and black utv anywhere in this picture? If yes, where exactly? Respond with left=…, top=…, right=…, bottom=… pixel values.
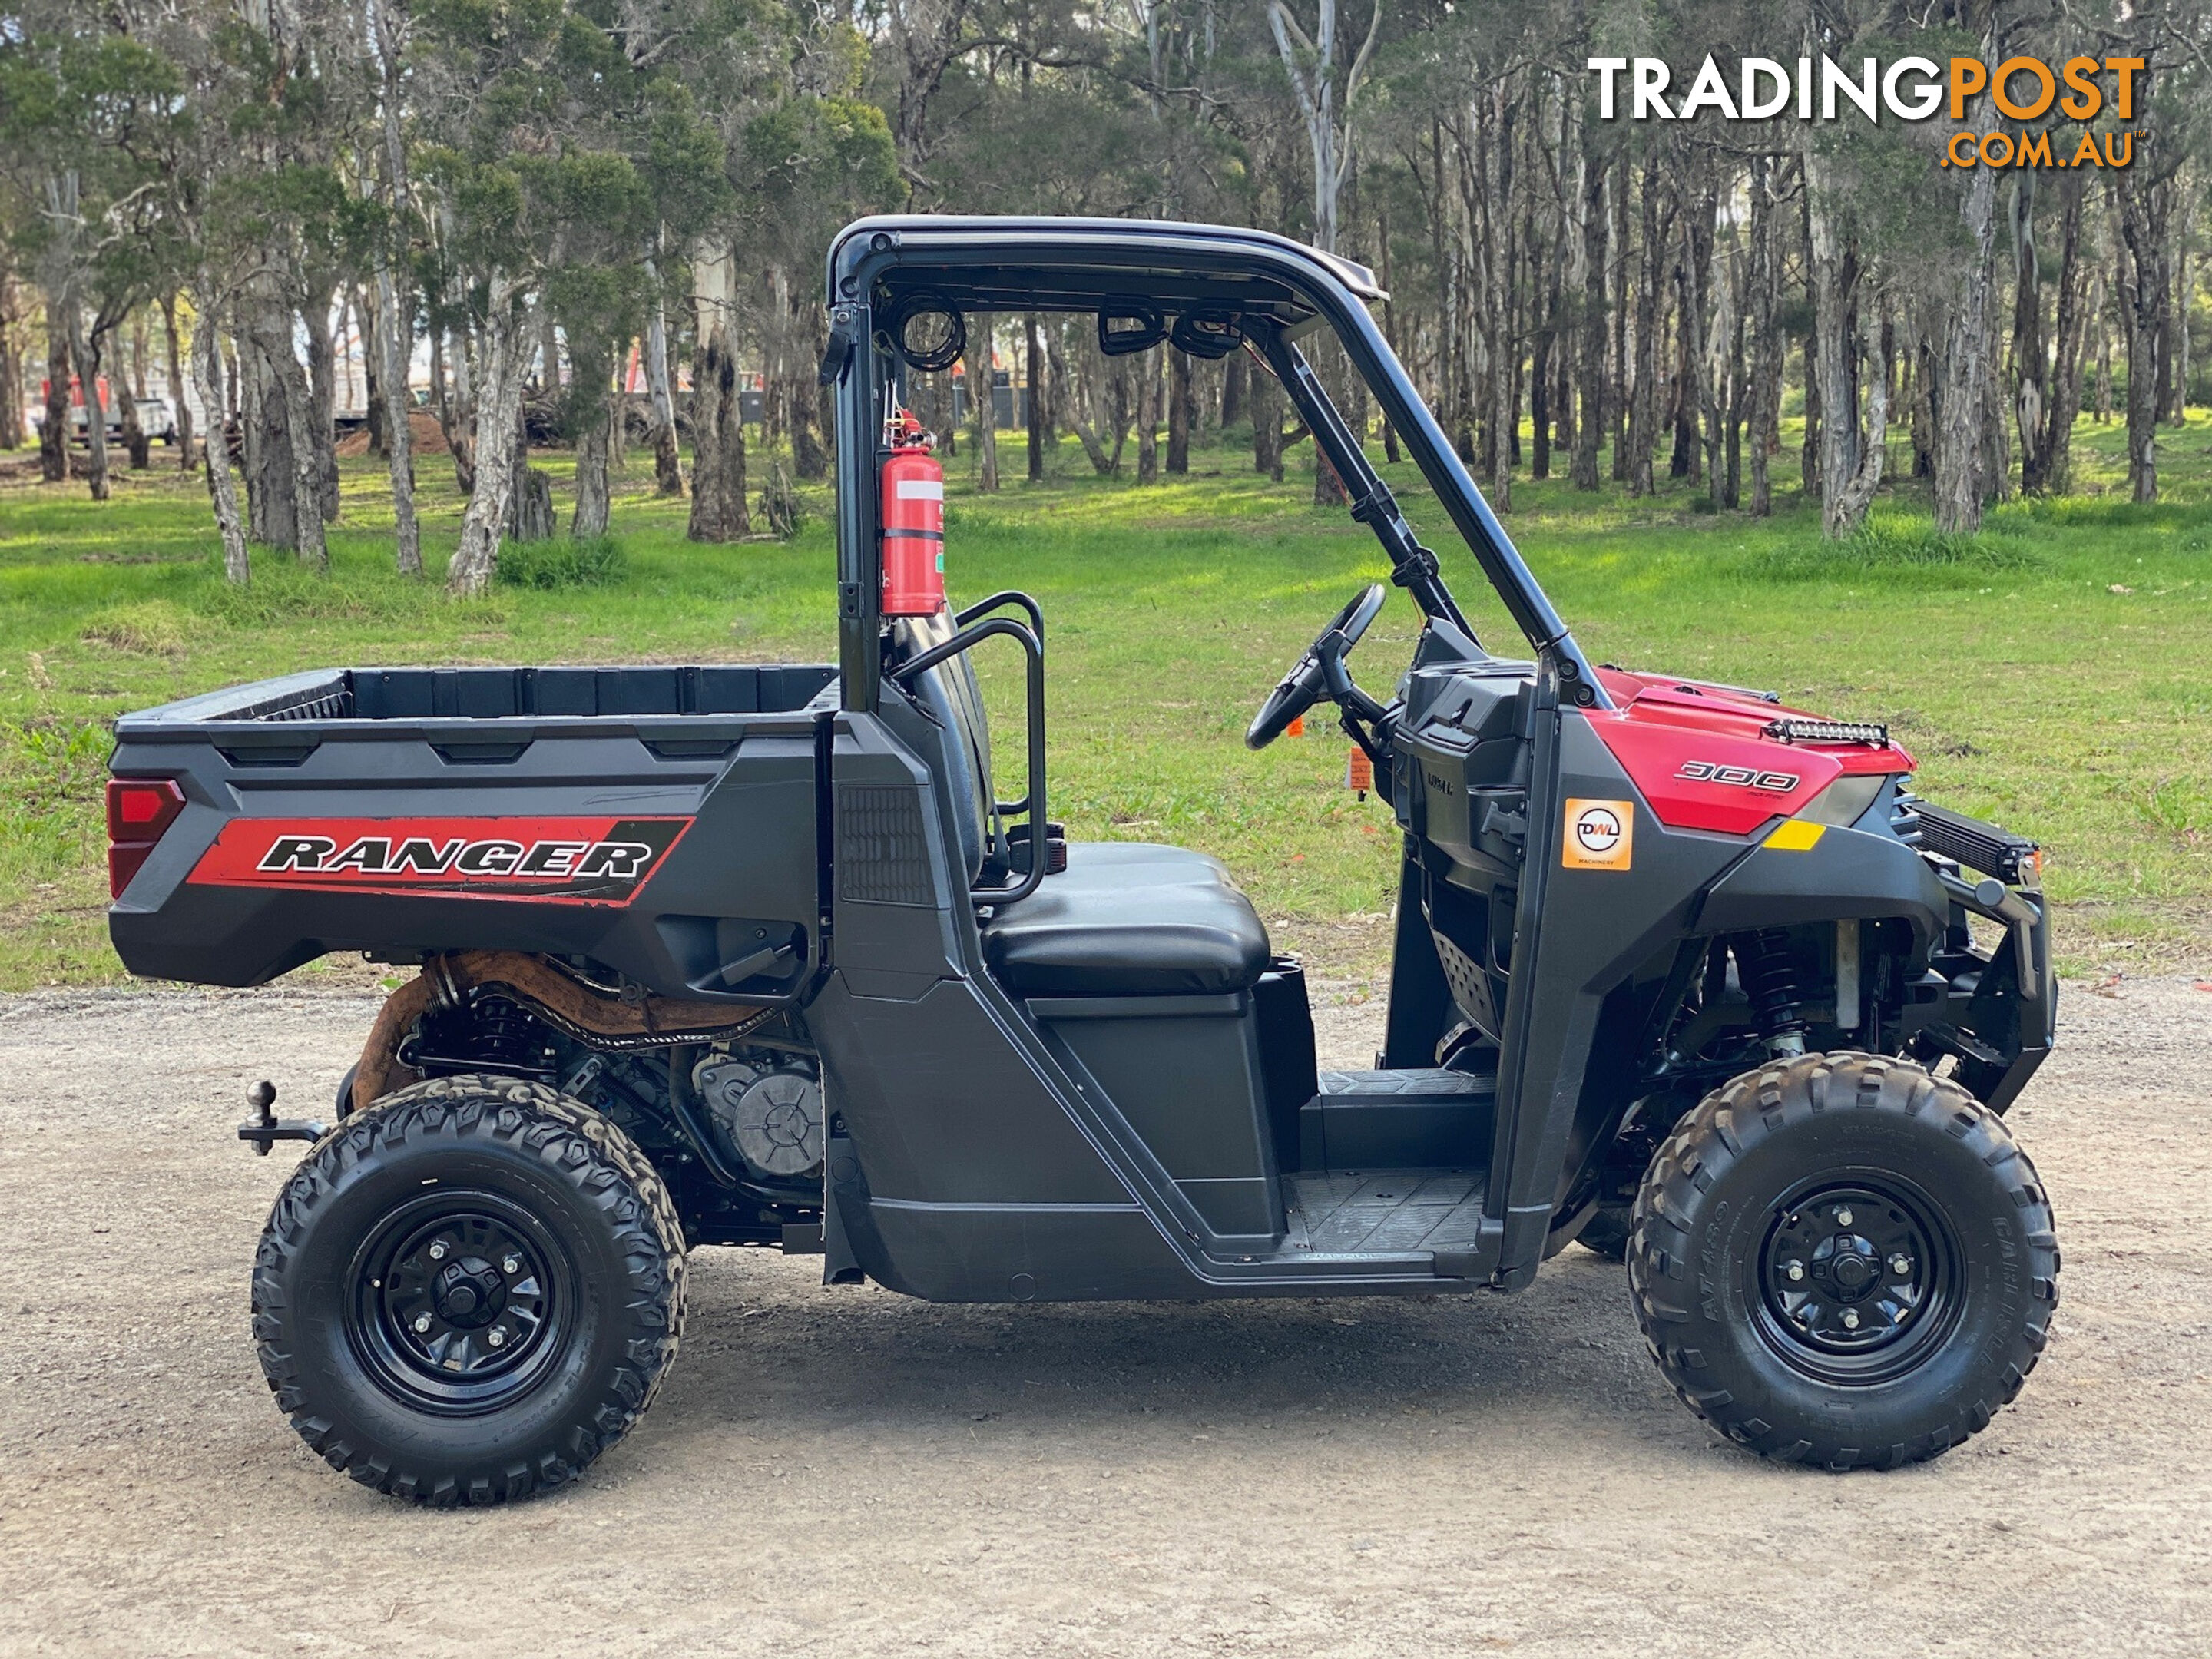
left=108, top=217, right=2058, bottom=1504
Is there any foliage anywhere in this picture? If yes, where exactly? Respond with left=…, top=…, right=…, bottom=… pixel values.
left=3, top=412, right=2212, bottom=990
left=495, top=532, right=628, bottom=588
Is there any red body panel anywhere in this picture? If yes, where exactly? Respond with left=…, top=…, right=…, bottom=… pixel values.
left=187, top=815, right=692, bottom=906
left=1586, top=667, right=1915, bottom=836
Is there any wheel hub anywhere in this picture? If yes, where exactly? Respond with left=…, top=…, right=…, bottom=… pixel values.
left=1758, top=1185, right=1952, bottom=1376
left=350, top=1201, right=565, bottom=1409
left=431, top=1256, right=508, bottom=1328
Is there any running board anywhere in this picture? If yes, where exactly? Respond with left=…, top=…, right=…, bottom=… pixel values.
left=1283, top=1169, right=1489, bottom=1261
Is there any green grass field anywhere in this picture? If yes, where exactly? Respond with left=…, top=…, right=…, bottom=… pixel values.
left=2, top=412, right=2208, bottom=991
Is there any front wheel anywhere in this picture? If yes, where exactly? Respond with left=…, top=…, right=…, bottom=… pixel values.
left=253, top=1075, right=687, bottom=1505
left=1628, top=1052, right=2058, bottom=1469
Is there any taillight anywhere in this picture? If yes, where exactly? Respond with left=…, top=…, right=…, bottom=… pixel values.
left=106, top=778, right=186, bottom=899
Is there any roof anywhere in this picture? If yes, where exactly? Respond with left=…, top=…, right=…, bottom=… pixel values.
left=826, top=215, right=1386, bottom=327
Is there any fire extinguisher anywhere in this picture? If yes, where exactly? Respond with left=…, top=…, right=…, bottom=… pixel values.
left=880, top=409, right=945, bottom=617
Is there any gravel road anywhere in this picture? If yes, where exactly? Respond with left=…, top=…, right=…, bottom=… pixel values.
left=2, top=979, right=2208, bottom=1657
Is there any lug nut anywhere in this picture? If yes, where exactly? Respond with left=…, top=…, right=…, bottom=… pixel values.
left=1834, top=1207, right=1854, bottom=1228
left=488, top=1328, right=507, bottom=1349
left=502, top=1256, right=521, bottom=1275
left=428, top=1242, right=447, bottom=1261
left=1785, top=1260, right=1806, bottom=1283
left=1842, top=1309, right=1861, bottom=1330
left=1890, top=1255, right=1912, bottom=1277
left=413, top=1313, right=432, bottom=1333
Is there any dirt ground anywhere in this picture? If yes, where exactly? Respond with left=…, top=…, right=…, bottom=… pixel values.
left=2, top=979, right=2208, bottom=1658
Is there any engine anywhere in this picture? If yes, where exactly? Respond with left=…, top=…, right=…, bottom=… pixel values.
left=692, top=1048, right=826, bottom=1185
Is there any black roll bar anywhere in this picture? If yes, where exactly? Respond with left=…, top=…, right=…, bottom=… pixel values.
left=1250, top=327, right=1472, bottom=640
left=888, top=615, right=1049, bottom=907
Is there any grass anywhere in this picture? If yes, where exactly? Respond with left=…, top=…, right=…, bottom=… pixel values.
left=2, top=406, right=2210, bottom=992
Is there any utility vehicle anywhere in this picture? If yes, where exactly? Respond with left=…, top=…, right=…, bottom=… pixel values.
left=108, top=217, right=2058, bottom=1504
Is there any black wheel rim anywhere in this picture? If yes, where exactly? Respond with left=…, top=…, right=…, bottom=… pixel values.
left=1750, top=1175, right=1964, bottom=1386
left=345, top=1189, right=576, bottom=1416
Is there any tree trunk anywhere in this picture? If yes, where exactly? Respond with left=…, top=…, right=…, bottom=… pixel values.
left=1134, top=344, right=1160, bottom=485
left=644, top=260, right=684, bottom=494
left=1608, top=146, right=1631, bottom=482
left=1683, top=167, right=1723, bottom=502
left=970, top=311, right=1000, bottom=491
left=2013, top=174, right=2052, bottom=495
left=449, top=281, right=528, bottom=595
left=687, top=242, right=750, bottom=541
left=373, top=252, right=421, bottom=573
left=2171, top=188, right=2194, bottom=423
left=1047, top=338, right=1114, bottom=475
left=1252, top=361, right=1285, bottom=482
left=1026, top=314, right=1046, bottom=482
left=1929, top=101, right=2002, bottom=531
left=1571, top=135, right=1607, bottom=492
left=360, top=286, right=386, bottom=459
left=2040, top=171, right=2090, bottom=495
left=160, top=294, right=195, bottom=471
left=435, top=326, right=477, bottom=495
left=302, top=290, right=340, bottom=522
left=40, top=313, right=69, bottom=482
left=193, top=301, right=250, bottom=585
left=1220, top=350, right=1247, bottom=429
left=118, top=325, right=151, bottom=471
left=1167, top=347, right=1191, bottom=475
left=1807, top=147, right=1872, bottom=538
left=243, top=290, right=329, bottom=568
left=2117, top=161, right=2173, bottom=503
left=66, top=306, right=110, bottom=501
left=0, top=276, right=21, bottom=452
left=570, top=340, right=612, bottom=538
left=1826, top=325, right=1889, bottom=532
left=1746, top=155, right=1780, bottom=516
left=1628, top=157, right=1661, bottom=498
left=241, top=343, right=286, bottom=544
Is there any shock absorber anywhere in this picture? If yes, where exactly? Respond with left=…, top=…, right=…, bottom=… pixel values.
left=465, top=995, right=554, bottom=1078
left=1738, top=931, right=1807, bottom=1058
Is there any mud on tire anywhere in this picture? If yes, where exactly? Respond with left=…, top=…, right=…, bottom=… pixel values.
left=1628, top=1051, right=2058, bottom=1470
left=252, top=1075, right=687, bottom=1505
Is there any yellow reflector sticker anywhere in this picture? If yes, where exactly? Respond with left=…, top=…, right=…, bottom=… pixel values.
left=1764, top=820, right=1827, bottom=852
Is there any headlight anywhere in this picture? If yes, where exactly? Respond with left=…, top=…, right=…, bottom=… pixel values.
left=1796, top=773, right=1889, bottom=827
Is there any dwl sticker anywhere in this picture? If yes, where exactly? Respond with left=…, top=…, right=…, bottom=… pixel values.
left=1563, top=798, right=1634, bottom=870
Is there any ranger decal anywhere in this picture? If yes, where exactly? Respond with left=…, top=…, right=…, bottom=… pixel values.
left=187, top=815, right=691, bottom=905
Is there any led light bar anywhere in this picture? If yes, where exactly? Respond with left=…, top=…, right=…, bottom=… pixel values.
left=1763, top=718, right=1890, bottom=747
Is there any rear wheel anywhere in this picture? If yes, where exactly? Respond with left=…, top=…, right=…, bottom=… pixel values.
left=253, top=1075, right=686, bottom=1505
left=1628, top=1051, right=2058, bottom=1469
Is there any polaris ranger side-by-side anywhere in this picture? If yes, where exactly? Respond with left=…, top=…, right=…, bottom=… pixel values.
left=108, top=218, right=2058, bottom=1504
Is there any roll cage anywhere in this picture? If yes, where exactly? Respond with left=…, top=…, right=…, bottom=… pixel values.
left=821, top=215, right=1611, bottom=717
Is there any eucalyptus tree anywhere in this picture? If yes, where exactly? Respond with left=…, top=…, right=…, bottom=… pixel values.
left=412, top=0, right=733, bottom=589
left=0, top=3, right=178, bottom=501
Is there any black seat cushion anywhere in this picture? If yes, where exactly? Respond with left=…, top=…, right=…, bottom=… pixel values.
left=981, top=842, right=1271, bottom=997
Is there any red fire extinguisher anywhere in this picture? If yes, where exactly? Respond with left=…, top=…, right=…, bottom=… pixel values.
left=880, top=409, right=945, bottom=617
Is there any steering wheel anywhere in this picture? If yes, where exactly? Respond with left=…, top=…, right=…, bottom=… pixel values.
left=1245, top=583, right=1389, bottom=750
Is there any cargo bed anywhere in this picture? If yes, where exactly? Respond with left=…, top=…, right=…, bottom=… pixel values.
left=108, top=663, right=839, bottom=991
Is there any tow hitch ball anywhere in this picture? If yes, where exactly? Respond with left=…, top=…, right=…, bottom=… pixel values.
left=237, top=1080, right=327, bottom=1157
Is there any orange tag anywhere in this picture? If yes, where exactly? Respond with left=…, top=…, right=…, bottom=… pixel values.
left=1286, top=714, right=1305, bottom=738
left=1346, top=748, right=1374, bottom=793
left=1562, top=798, right=1634, bottom=869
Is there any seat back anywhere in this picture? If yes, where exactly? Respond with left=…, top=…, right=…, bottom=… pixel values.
left=891, top=605, right=998, bottom=882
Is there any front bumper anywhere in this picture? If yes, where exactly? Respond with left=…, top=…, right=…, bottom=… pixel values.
left=1906, top=804, right=2055, bottom=1113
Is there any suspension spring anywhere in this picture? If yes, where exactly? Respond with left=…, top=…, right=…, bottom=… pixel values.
left=1739, top=930, right=1807, bottom=1058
